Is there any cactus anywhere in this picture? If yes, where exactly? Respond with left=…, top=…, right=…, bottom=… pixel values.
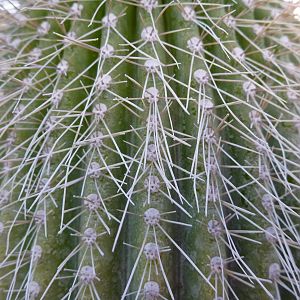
left=0, top=0, right=300, bottom=299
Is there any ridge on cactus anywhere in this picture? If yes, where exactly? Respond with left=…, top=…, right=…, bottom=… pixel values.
left=0, top=0, right=300, bottom=299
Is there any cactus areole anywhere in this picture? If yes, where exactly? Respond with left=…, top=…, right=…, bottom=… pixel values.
left=0, top=1, right=300, bottom=299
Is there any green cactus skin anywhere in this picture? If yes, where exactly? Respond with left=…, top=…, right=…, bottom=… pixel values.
left=123, top=4, right=174, bottom=300
left=0, top=1, right=300, bottom=299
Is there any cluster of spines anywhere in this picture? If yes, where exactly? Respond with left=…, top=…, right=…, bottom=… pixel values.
left=0, top=0, right=300, bottom=299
